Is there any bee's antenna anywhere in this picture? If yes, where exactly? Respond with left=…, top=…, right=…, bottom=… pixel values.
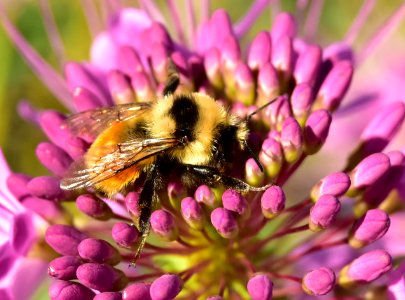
left=163, top=59, right=180, bottom=97
left=243, top=140, right=264, bottom=173
left=246, top=97, right=279, bottom=121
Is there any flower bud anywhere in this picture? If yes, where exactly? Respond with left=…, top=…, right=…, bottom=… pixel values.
left=210, top=208, right=239, bottom=238
left=65, top=62, right=109, bottom=105
left=181, top=197, right=205, bottom=229
left=310, top=172, right=351, bottom=200
left=49, top=280, right=95, bottom=300
left=221, top=35, right=241, bottom=75
left=210, top=9, right=233, bottom=44
left=17, top=100, right=40, bottom=124
left=360, top=102, right=405, bottom=154
left=6, top=173, right=31, bottom=200
left=167, top=182, right=186, bottom=208
left=76, top=263, right=128, bottom=292
left=235, top=62, right=255, bottom=105
left=40, top=110, right=72, bottom=148
left=271, top=12, right=297, bottom=42
left=131, top=71, right=154, bottom=101
left=36, top=142, right=73, bottom=177
left=349, top=209, right=390, bottom=248
left=27, top=176, right=64, bottom=201
left=316, top=61, right=353, bottom=111
left=248, top=31, right=272, bottom=70
left=73, top=86, right=103, bottom=112
left=272, top=36, right=293, bottom=78
left=257, top=63, right=279, bottom=105
left=222, top=189, right=249, bottom=216
left=264, top=96, right=292, bottom=130
left=21, top=196, right=65, bottom=222
left=294, top=44, right=322, bottom=85
left=245, top=158, right=265, bottom=187
left=108, top=70, right=135, bottom=104
left=195, top=185, right=217, bottom=207
left=302, top=267, right=335, bottom=295
left=125, top=192, right=141, bottom=217
left=303, top=110, right=332, bottom=154
left=144, top=22, right=172, bottom=50
left=76, top=194, right=113, bottom=220
left=188, top=55, right=204, bottom=87
left=290, top=83, right=313, bottom=125
left=360, top=151, right=405, bottom=213
left=309, top=195, right=341, bottom=231
left=281, top=117, right=303, bottom=163
left=112, top=222, right=139, bottom=248
left=348, top=153, right=390, bottom=196
left=150, top=44, right=170, bottom=83
left=48, top=256, right=82, bottom=280
left=122, top=283, right=151, bottom=300
left=45, top=224, right=87, bottom=256
left=259, top=138, right=283, bottom=178
left=94, top=292, right=122, bottom=300
left=323, top=42, right=354, bottom=64
left=150, top=274, right=182, bottom=300
left=78, top=238, right=120, bottom=265
left=247, top=274, right=273, bottom=300
left=204, top=48, right=224, bottom=90
left=65, top=137, right=89, bottom=160
left=150, top=210, right=179, bottom=241
left=118, top=46, right=144, bottom=76
left=339, top=250, right=392, bottom=287
left=261, top=186, right=285, bottom=219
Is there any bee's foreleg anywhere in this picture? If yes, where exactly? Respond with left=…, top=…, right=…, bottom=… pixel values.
left=131, top=165, right=159, bottom=266
left=185, top=165, right=272, bottom=193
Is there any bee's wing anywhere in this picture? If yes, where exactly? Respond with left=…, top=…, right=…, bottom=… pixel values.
left=66, top=102, right=152, bottom=137
left=60, top=137, right=181, bottom=190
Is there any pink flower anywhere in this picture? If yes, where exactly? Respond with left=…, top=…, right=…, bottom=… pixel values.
left=0, top=150, right=48, bottom=299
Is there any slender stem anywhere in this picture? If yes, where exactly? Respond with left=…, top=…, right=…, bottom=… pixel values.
left=303, top=0, right=324, bottom=41
left=39, top=0, right=65, bottom=67
left=234, top=0, right=272, bottom=38
left=266, top=271, right=301, bottom=283
left=167, top=0, right=186, bottom=45
left=276, top=154, right=307, bottom=186
left=271, top=238, right=348, bottom=270
left=344, top=0, right=377, bottom=45
left=80, top=0, right=103, bottom=38
left=179, top=259, right=209, bottom=282
left=177, top=236, right=197, bottom=248
left=186, top=0, right=196, bottom=47
left=273, top=286, right=303, bottom=297
left=139, top=0, right=166, bottom=24
left=282, top=198, right=311, bottom=213
left=201, top=0, right=210, bottom=22
left=358, top=3, right=405, bottom=64
left=247, top=224, right=309, bottom=253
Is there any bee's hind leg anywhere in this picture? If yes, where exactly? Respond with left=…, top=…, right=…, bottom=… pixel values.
left=131, top=165, right=160, bottom=266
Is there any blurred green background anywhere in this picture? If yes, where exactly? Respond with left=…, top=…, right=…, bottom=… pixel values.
left=2, top=0, right=403, bottom=176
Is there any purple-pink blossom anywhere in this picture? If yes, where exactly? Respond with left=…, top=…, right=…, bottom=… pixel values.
left=1, top=1, right=405, bottom=299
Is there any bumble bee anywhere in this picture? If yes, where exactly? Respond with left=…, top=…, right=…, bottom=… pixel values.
left=61, top=66, right=271, bottom=262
